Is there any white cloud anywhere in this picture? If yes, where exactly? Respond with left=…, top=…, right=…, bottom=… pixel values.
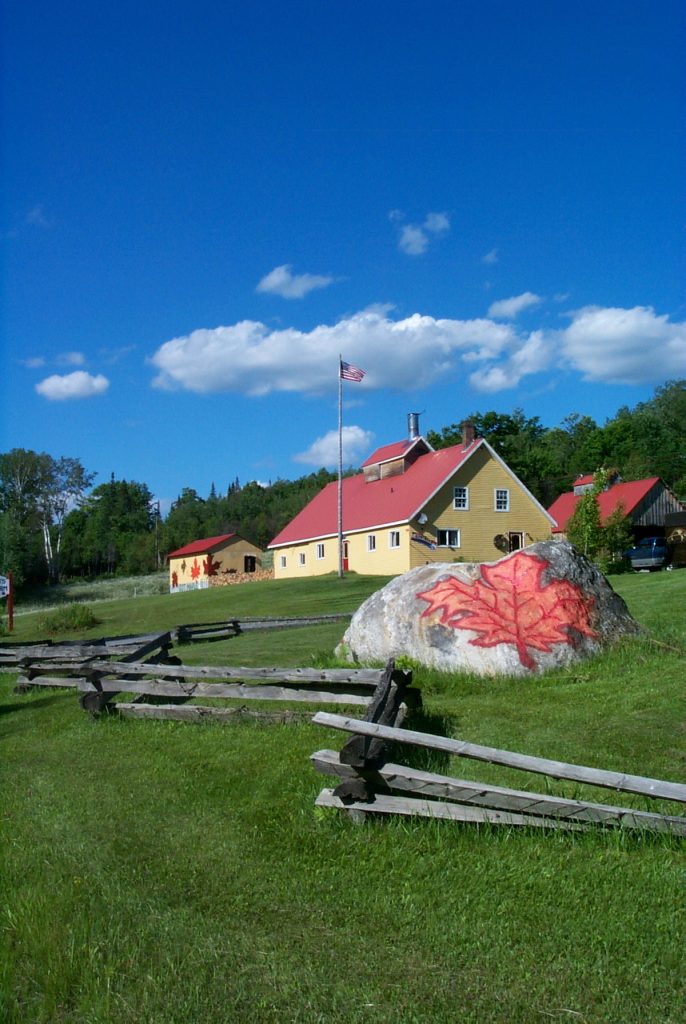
left=398, top=225, right=429, bottom=255
left=423, top=211, right=450, bottom=234
left=256, top=264, right=334, bottom=299
left=149, top=309, right=517, bottom=396
left=488, top=292, right=542, bottom=319
left=388, top=208, right=404, bottom=223
left=294, top=426, right=375, bottom=468
left=482, top=248, right=499, bottom=265
left=470, top=305, right=686, bottom=392
left=469, top=330, right=552, bottom=392
left=18, top=356, right=46, bottom=368
left=35, top=371, right=109, bottom=401
left=99, top=345, right=136, bottom=364
left=56, top=351, right=86, bottom=366
left=561, top=305, right=686, bottom=385
left=395, top=210, right=450, bottom=255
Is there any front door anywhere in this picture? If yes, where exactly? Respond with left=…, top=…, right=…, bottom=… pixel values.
left=343, top=542, right=349, bottom=572
left=508, top=532, right=524, bottom=552
left=244, top=555, right=256, bottom=573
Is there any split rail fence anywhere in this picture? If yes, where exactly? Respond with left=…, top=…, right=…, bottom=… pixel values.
left=8, top=631, right=416, bottom=724
left=311, top=714, right=686, bottom=836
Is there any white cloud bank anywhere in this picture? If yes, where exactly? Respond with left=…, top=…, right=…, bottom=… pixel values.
left=294, top=426, right=375, bottom=468
left=36, top=371, right=110, bottom=401
left=488, top=292, right=542, bottom=319
left=150, top=309, right=515, bottom=396
left=149, top=304, right=686, bottom=398
left=562, top=305, right=686, bottom=385
left=256, top=264, right=334, bottom=299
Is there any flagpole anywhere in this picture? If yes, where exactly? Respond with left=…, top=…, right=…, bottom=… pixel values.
left=337, top=354, right=343, bottom=578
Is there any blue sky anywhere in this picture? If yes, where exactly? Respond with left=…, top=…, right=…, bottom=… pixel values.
left=2, top=0, right=684, bottom=512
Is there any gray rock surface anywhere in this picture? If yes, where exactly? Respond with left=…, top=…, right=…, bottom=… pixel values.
left=339, top=541, right=639, bottom=676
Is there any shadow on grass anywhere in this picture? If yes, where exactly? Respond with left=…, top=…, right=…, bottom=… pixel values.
left=386, top=706, right=460, bottom=774
left=0, top=694, right=69, bottom=715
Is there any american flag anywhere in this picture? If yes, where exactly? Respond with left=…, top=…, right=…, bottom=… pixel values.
left=340, top=360, right=366, bottom=382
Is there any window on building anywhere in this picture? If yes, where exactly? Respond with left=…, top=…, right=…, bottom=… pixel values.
left=367, top=534, right=377, bottom=552
left=437, top=528, right=460, bottom=548
left=299, top=553, right=306, bottom=566
left=279, top=555, right=287, bottom=569
left=495, top=488, right=510, bottom=511
left=453, top=486, right=469, bottom=510
left=316, top=543, right=325, bottom=559
left=389, top=530, right=400, bottom=548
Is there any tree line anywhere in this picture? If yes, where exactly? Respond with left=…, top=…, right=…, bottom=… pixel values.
left=1, top=380, right=683, bottom=588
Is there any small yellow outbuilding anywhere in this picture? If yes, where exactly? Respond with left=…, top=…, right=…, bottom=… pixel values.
left=167, top=533, right=263, bottom=593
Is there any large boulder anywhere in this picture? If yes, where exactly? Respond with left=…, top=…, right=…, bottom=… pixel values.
left=340, top=541, right=639, bottom=676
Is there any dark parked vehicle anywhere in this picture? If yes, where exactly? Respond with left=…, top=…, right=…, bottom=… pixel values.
left=624, top=536, right=669, bottom=571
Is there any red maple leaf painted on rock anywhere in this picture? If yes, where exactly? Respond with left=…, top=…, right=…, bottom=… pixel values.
left=417, top=553, right=598, bottom=670
left=190, top=558, right=201, bottom=580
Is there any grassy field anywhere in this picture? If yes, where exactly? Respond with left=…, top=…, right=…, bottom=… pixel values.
left=1, top=570, right=684, bottom=1023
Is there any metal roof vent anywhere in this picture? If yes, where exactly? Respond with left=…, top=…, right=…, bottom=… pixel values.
left=408, top=412, right=421, bottom=441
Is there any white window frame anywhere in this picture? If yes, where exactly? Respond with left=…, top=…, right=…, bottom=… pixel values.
left=437, top=528, right=461, bottom=548
left=453, top=486, right=469, bottom=510
left=389, top=530, right=400, bottom=549
left=495, top=488, right=510, bottom=512
left=367, top=534, right=377, bottom=552
left=279, top=555, right=287, bottom=569
left=316, top=543, right=325, bottom=560
left=299, top=552, right=306, bottom=566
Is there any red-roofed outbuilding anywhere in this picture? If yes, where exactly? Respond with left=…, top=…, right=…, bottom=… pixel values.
left=167, top=533, right=263, bottom=593
left=548, top=477, right=684, bottom=537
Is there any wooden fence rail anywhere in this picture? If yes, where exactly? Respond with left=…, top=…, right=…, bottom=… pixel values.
left=311, top=714, right=686, bottom=835
left=174, top=614, right=350, bottom=644
left=3, top=632, right=173, bottom=672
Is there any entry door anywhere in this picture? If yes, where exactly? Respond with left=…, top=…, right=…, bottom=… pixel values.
left=508, top=532, right=524, bottom=552
left=244, top=555, right=256, bottom=573
left=343, top=542, right=349, bottom=572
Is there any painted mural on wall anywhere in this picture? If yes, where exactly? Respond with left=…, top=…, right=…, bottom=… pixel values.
left=416, top=551, right=598, bottom=670
left=169, top=553, right=223, bottom=593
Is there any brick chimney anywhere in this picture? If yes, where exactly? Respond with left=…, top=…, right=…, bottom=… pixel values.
left=461, top=420, right=475, bottom=447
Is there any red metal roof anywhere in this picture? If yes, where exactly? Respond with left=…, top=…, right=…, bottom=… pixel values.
left=548, top=478, right=661, bottom=533
left=361, top=436, right=430, bottom=468
left=574, top=474, right=595, bottom=487
left=269, top=440, right=482, bottom=547
left=167, top=533, right=236, bottom=560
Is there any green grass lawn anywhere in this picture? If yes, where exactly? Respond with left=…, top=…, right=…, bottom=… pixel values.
left=1, top=571, right=684, bottom=1023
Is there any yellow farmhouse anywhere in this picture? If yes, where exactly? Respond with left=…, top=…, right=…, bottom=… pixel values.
left=167, top=533, right=263, bottom=593
left=269, top=420, right=555, bottom=578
